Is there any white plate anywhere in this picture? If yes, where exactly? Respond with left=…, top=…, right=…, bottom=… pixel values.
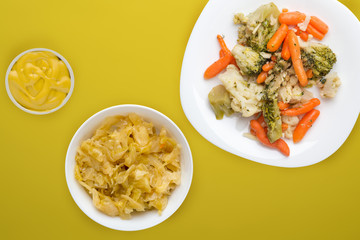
left=180, top=0, right=360, bottom=167
left=65, top=105, right=193, bottom=231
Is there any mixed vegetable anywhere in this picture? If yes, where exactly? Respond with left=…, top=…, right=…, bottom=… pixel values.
left=204, top=3, right=340, bottom=156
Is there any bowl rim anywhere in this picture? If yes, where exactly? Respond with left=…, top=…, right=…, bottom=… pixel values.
left=5, top=48, right=75, bottom=115
left=65, top=104, right=193, bottom=231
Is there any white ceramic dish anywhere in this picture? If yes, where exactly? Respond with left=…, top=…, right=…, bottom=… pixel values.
left=180, top=0, right=360, bottom=167
left=65, top=105, right=193, bottom=231
left=5, top=48, right=74, bottom=115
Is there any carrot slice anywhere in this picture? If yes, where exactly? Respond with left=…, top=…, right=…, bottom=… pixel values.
left=282, top=123, right=289, bottom=131
left=278, top=101, right=290, bottom=110
left=306, top=23, right=325, bottom=40
left=279, top=12, right=306, bottom=25
left=293, top=109, right=320, bottom=143
left=256, top=71, right=268, bottom=84
left=306, top=69, right=313, bottom=79
left=267, top=24, right=289, bottom=52
left=288, top=30, right=308, bottom=86
left=262, top=61, right=276, bottom=72
left=281, top=33, right=291, bottom=61
left=295, top=26, right=309, bottom=41
left=309, top=16, right=329, bottom=34
left=281, top=98, right=320, bottom=116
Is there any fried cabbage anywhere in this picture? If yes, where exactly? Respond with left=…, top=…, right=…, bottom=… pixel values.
left=75, top=113, right=181, bottom=219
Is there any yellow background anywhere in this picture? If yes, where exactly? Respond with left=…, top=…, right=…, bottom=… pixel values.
left=0, top=0, right=359, bottom=239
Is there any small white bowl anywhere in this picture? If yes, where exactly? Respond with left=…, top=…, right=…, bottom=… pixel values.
left=5, top=48, right=74, bottom=115
left=65, top=105, right=193, bottom=231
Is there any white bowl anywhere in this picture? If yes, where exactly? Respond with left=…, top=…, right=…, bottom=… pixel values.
left=65, top=105, right=193, bottom=231
left=5, top=48, right=74, bottom=115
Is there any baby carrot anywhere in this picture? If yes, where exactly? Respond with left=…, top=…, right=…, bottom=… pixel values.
left=306, top=24, right=325, bottom=40
left=279, top=12, right=306, bottom=25
left=204, top=35, right=236, bottom=79
left=220, top=49, right=237, bottom=66
left=217, top=35, right=232, bottom=54
left=219, top=49, right=225, bottom=58
left=278, top=101, right=290, bottom=110
left=309, top=16, right=329, bottom=34
left=250, top=120, right=290, bottom=156
left=293, top=109, right=320, bottom=143
left=288, top=30, right=308, bottom=86
left=262, top=61, right=276, bottom=72
left=281, top=33, right=291, bottom=61
left=306, top=69, right=313, bottom=79
left=299, top=31, right=309, bottom=41
left=267, top=24, right=289, bottom=52
left=250, top=128, right=256, bottom=136
left=281, top=98, right=320, bottom=116
left=204, top=54, right=233, bottom=79
left=218, top=35, right=236, bottom=66
left=256, top=71, right=268, bottom=84
left=257, top=114, right=266, bottom=126
left=271, top=55, right=277, bottom=62
left=295, top=26, right=309, bottom=41
left=274, top=139, right=290, bottom=156
left=250, top=120, right=270, bottom=146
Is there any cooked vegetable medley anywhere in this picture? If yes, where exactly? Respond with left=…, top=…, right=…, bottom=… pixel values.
left=205, top=2, right=340, bottom=156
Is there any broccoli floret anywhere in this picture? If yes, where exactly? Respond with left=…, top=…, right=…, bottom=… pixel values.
left=301, top=43, right=337, bottom=78
left=232, top=44, right=266, bottom=76
left=247, top=19, right=278, bottom=52
left=262, top=79, right=282, bottom=143
left=235, top=3, right=280, bottom=52
left=271, top=59, right=290, bottom=75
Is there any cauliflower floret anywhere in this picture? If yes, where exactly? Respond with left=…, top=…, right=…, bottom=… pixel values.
left=300, top=89, right=314, bottom=103
left=219, top=65, right=264, bottom=117
left=278, top=73, right=304, bottom=104
left=288, top=75, right=298, bottom=86
left=282, top=115, right=300, bottom=139
left=317, top=72, right=341, bottom=98
left=282, top=115, right=300, bottom=126
left=233, top=13, right=248, bottom=25
left=279, top=83, right=303, bottom=104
